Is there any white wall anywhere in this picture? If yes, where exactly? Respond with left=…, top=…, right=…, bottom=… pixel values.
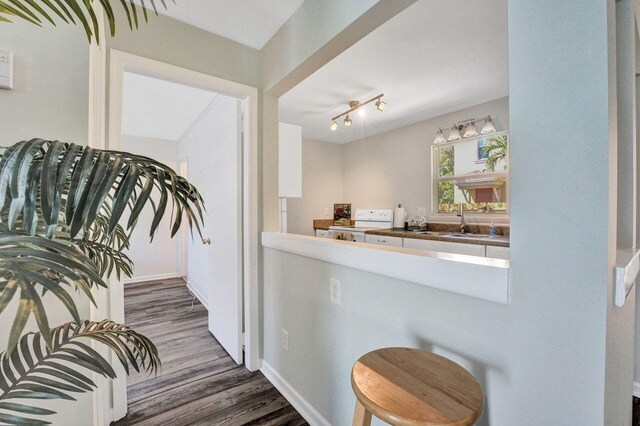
left=287, top=138, right=344, bottom=236
left=121, top=136, right=179, bottom=282
left=0, top=20, right=93, bottom=426
left=286, top=97, right=509, bottom=233
left=0, top=21, right=88, bottom=147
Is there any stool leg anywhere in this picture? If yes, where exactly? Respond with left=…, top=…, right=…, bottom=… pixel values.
left=353, top=400, right=372, bottom=426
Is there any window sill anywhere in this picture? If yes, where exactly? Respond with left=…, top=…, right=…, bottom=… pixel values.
left=262, top=232, right=510, bottom=305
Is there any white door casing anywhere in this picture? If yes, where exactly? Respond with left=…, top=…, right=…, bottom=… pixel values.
left=106, top=50, right=260, bottom=422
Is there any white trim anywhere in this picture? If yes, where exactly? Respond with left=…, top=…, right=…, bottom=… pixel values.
left=261, top=362, right=331, bottom=426
left=634, top=381, right=640, bottom=398
left=106, top=50, right=261, bottom=421
left=262, top=232, right=510, bottom=305
left=123, top=273, right=179, bottom=284
left=186, top=281, right=209, bottom=309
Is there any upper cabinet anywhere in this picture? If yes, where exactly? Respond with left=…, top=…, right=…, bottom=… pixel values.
left=279, top=122, right=302, bottom=198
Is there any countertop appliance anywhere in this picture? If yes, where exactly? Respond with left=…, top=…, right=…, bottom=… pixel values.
left=329, top=209, right=394, bottom=242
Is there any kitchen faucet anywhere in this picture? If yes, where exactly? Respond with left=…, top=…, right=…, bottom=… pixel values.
left=457, top=202, right=466, bottom=233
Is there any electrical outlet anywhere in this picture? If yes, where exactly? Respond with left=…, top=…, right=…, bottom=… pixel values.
left=417, top=207, right=426, bottom=217
left=330, top=277, right=341, bottom=305
left=281, top=329, right=289, bottom=352
left=324, top=207, right=331, bottom=218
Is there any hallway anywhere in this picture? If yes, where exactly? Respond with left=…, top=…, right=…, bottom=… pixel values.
left=113, top=278, right=307, bottom=425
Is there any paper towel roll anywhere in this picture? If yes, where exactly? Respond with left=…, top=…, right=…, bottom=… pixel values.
left=393, top=207, right=405, bottom=229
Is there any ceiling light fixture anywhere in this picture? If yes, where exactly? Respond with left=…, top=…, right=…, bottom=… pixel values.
left=330, top=93, right=386, bottom=130
left=436, top=115, right=498, bottom=144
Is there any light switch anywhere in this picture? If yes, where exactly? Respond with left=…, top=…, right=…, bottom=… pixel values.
left=0, top=50, right=14, bottom=90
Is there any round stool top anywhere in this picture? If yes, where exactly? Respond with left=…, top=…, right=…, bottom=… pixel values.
left=351, top=347, right=484, bottom=426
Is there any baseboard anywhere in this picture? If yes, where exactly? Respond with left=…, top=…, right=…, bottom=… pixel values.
left=261, top=361, right=330, bottom=426
left=634, top=381, right=640, bottom=398
left=123, top=272, right=178, bottom=284
left=186, top=281, right=209, bottom=310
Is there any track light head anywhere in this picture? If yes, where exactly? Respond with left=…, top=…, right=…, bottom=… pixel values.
left=375, top=98, right=386, bottom=111
left=344, top=115, right=352, bottom=126
left=330, top=121, right=338, bottom=131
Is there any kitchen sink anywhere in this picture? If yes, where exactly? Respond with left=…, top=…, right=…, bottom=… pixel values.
left=414, top=231, right=491, bottom=238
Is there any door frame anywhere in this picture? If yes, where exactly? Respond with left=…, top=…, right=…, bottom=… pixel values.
left=104, top=50, right=260, bottom=421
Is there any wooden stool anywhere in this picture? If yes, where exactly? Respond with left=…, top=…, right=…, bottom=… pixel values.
left=351, top=347, right=484, bottom=426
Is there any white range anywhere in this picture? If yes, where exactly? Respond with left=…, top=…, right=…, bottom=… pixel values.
left=326, top=209, right=394, bottom=243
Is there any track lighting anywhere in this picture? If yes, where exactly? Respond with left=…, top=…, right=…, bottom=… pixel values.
left=330, top=94, right=386, bottom=130
left=435, top=116, right=497, bottom=144
left=481, top=116, right=497, bottom=134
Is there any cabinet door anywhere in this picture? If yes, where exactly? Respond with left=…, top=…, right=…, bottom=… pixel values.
left=315, top=230, right=330, bottom=238
left=364, top=234, right=403, bottom=247
left=486, top=245, right=510, bottom=260
left=403, top=238, right=486, bottom=257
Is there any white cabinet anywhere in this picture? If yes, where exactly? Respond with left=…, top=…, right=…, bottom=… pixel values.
left=365, top=234, right=403, bottom=247
left=486, top=245, right=510, bottom=260
left=278, top=122, right=302, bottom=198
left=402, top=238, right=486, bottom=257
left=315, top=229, right=330, bottom=238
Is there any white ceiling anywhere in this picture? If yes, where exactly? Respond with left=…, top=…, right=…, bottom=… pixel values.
left=136, top=0, right=306, bottom=49
left=121, top=72, right=219, bottom=141
left=278, top=0, right=509, bottom=144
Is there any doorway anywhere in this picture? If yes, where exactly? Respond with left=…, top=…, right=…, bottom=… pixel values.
left=107, top=50, right=259, bottom=421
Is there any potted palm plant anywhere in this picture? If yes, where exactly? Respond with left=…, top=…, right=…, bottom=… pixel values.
left=0, top=3, right=209, bottom=425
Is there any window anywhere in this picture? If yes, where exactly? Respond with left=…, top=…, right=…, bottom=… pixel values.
left=433, top=132, right=509, bottom=215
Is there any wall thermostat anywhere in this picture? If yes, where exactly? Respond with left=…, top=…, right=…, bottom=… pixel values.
left=0, top=50, right=14, bottom=90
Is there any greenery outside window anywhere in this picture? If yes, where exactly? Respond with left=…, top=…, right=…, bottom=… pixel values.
left=433, top=132, right=509, bottom=216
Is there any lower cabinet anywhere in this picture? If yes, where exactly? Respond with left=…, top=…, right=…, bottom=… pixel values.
left=486, top=245, right=510, bottom=260
left=402, top=238, right=486, bottom=257
left=315, top=229, right=330, bottom=238
left=364, top=234, right=403, bottom=247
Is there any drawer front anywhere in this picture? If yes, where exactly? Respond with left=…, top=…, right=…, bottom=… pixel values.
left=315, top=229, right=330, bottom=238
left=364, top=234, right=403, bottom=247
left=486, top=245, right=510, bottom=260
left=403, top=238, right=486, bottom=257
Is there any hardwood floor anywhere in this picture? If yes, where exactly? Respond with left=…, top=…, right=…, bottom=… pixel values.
left=113, top=277, right=307, bottom=426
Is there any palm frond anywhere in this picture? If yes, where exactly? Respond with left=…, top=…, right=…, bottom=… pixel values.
left=0, top=0, right=173, bottom=43
left=483, top=135, right=508, bottom=172
left=0, top=139, right=204, bottom=241
left=75, top=239, right=133, bottom=280
left=0, top=227, right=106, bottom=353
left=0, top=320, right=160, bottom=425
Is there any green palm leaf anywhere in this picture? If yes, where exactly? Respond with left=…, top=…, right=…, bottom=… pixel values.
left=0, top=227, right=106, bottom=352
left=0, top=320, right=160, bottom=425
left=0, top=0, right=173, bottom=43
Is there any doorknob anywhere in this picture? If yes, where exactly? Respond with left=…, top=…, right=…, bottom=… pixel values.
left=202, top=238, right=211, bottom=245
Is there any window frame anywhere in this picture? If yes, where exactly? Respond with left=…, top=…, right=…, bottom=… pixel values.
left=430, top=130, right=510, bottom=223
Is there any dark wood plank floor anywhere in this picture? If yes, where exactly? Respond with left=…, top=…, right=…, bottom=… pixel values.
left=112, top=277, right=307, bottom=426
